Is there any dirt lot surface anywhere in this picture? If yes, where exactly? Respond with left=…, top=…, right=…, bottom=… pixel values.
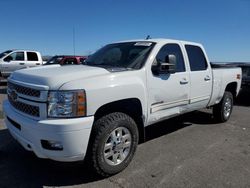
left=0, top=84, right=250, bottom=188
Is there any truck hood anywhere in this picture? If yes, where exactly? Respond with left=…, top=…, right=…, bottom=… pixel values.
left=10, top=65, right=110, bottom=90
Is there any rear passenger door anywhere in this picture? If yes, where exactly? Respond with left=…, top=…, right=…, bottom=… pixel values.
left=185, top=45, right=212, bottom=109
left=26, top=52, right=40, bottom=67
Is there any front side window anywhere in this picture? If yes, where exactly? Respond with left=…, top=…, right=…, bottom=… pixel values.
left=4, top=52, right=24, bottom=61
left=85, top=42, right=155, bottom=70
left=27, top=52, right=38, bottom=61
left=185, top=45, right=208, bottom=71
left=155, top=43, right=186, bottom=72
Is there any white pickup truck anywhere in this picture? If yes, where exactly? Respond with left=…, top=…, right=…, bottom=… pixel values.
left=0, top=50, right=43, bottom=79
left=3, top=39, right=241, bottom=176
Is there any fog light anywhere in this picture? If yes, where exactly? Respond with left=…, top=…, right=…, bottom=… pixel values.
left=41, top=140, right=63, bottom=151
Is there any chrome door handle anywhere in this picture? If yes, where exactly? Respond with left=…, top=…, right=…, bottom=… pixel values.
left=204, top=76, right=211, bottom=81
left=180, top=79, right=189, bottom=84
left=19, top=63, right=25, bottom=65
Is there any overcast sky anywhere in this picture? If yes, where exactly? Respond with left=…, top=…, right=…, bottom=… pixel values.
left=0, top=0, right=250, bottom=61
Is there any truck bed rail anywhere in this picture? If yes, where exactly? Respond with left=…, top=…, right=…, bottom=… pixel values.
left=211, top=62, right=250, bottom=68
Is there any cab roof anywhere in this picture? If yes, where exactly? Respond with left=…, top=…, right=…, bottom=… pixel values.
left=115, top=38, right=203, bottom=47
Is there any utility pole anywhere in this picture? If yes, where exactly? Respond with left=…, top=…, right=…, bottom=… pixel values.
left=73, top=26, right=76, bottom=55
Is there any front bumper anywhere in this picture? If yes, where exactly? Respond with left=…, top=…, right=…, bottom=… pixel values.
left=3, top=100, right=94, bottom=162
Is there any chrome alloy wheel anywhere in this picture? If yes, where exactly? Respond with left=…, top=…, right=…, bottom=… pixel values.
left=224, top=97, right=232, bottom=118
left=103, top=127, right=132, bottom=166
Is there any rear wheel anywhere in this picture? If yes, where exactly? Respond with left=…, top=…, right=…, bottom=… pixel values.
left=89, top=112, right=139, bottom=177
left=213, top=91, right=233, bottom=122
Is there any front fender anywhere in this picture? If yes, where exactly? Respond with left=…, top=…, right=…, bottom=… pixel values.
left=59, top=69, right=147, bottom=117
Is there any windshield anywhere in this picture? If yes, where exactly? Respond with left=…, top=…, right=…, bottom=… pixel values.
left=0, top=50, right=13, bottom=59
left=85, top=42, right=155, bottom=69
left=44, top=56, right=63, bottom=65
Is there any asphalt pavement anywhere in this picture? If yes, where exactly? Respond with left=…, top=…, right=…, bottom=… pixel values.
left=0, top=85, right=250, bottom=188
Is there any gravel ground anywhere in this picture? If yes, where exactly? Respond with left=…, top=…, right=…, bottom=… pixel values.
left=0, top=84, right=250, bottom=188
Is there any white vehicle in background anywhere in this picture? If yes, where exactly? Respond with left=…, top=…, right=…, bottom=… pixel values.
left=3, top=39, right=242, bottom=176
left=0, top=50, right=43, bottom=79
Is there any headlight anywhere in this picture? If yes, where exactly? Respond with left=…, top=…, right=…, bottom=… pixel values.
left=48, top=90, right=86, bottom=118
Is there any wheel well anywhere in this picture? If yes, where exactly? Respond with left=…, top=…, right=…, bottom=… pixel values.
left=225, top=82, right=237, bottom=99
left=94, top=98, right=145, bottom=143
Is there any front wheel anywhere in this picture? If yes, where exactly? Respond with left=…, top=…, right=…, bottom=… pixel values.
left=213, top=91, right=233, bottom=123
left=88, top=112, right=139, bottom=177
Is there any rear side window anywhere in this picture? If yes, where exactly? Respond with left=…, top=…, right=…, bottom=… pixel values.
left=27, top=52, right=38, bottom=61
left=156, top=43, right=185, bottom=72
left=185, top=45, right=207, bottom=71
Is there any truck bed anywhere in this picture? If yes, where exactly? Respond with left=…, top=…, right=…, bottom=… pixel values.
left=208, top=66, right=242, bottom=107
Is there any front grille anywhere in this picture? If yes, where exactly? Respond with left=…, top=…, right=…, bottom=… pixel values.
left=8, top=82, right=41, bottom=98
left=8, top=95, right=40, bottom=117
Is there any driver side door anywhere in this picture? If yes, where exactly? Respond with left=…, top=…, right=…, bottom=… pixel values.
left=147, top=43, right=190, bottom=125
left=2, top=51, right=25, bottom=77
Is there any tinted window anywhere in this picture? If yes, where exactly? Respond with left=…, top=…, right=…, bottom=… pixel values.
left=27, top=52, right=38, bottom=61
left=155, top=43, right=185, bottom=72
left=185, top=45, right=207, bottom=71
left=0, top=50, right=13, bottom=58
left=64, top=58, right=78, bottom=65
left=44, top=56, right=63, bottom=65
left=102, top=48, right=122, bottom=64
left=80, top=58, right=86, bottom=64
left=4, top=52, right=24, bottom=61
left=85, top=42, right=155, bottom=69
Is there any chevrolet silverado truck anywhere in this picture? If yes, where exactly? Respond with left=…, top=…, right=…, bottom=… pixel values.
left=0, top=50, right=43, bottom=79
left=3, top=39, right=241, bottom=176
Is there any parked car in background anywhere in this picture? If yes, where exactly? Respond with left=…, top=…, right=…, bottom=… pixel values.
left=42, top=56, right=52, bottom=64
left=44, top=55, right=87, bottom=66
left=0, top=50, right=43, bottom=78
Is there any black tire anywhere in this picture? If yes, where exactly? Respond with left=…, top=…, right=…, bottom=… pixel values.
left=88, top=112, right=139, bottom=177
left=213, top=91, right=233, bottom=123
